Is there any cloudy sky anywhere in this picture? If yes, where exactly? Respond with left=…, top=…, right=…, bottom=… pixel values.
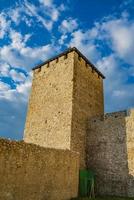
left=0, top=0, right=134, bottom=140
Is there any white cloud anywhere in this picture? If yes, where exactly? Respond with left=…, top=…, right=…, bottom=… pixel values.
left=96, top=54, right=117, bottom=78
left=16, top=74, right=32, bottom=98
left=95, top=15, right=134, bottom=65
left=39, top=0, right=53, bottom=7
left=7, top=5, right=33, bottom=27
left=24, top=0, right=53, bottom=31
left=9, top=30, right=28, bottom=49
left=121, top=0, right=134, bottom=7
left=0, top=29, right=57, bottom=70
left=0, top=72, right=32, bottom=102
left=58, top=34, right=68, bottom=45
left=70, top=29, right=101, bottom=62
left=8, top=7, right=21, bottom=25
left=96, top=53, right=134, bottom=112
left=0, top=45, right=26, bottom=69
left=0, top=73, right=32, bottom=139
left=0, top=13, right=10, bottom=39
left=23, top=0, right=65, bottom=31
left=0, top=62, right=10, bottom=76
left=9, top=69, right=26, bottom=82
left=0, top=82, right=11, bottom=92
left=39, top=0, right=65, bottom=22
left=0, top=0, right=65, bottom=33
left=59, top=18, right=78, bottom=33
left=96, top=54, right=121, bottom=94
left=50, top=8, right=59, bottom=21
left=113, top=90, right=126, bottom=97
left=9, top=29, right=31, bottom=50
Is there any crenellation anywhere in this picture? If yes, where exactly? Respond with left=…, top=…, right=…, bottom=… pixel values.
left=34, top=68, right=40, bottom=74
left=104, top=110, right=127, bottom=118
left=64, top=53, right=68, bottom=59
left=46, top=62, right=50, bottom=67
left=40, top=65, right=46, bottom=74
left=89, top=111, right=128, bottom=124
left=50, top=59, right=57, bottom=66
left=58, top=53, right=67, bottom=62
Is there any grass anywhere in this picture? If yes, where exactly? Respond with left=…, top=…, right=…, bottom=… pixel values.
left=71, top=197, right=134, bottom=200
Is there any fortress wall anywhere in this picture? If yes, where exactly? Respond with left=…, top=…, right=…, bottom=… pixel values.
left=126, top=109, right=134, bottom=196
left=24, top=52, right=75, bottom=150
left=71, top=52, right=104, bottom=169
left=87, top=111, right=129, bottom=196
left=0, top=138, right=79, bottom=200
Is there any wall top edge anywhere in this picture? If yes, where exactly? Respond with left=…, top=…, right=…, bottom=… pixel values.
left=32, top=47, right=105, bottom=79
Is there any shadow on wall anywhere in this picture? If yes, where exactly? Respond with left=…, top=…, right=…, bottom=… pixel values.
left=86, top=110, right=134, bottom=197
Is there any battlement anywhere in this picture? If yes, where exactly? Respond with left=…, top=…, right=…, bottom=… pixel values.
left=88, top=109, right=134, bottom=124
left=34, top=51, right=73, bottom=77
left=33, top=47, right=105, bottom=79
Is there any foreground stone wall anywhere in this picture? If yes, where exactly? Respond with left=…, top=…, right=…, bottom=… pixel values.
left=0, top=139, right=79, bottom=200
left=87, top=109, right=134, bottom=197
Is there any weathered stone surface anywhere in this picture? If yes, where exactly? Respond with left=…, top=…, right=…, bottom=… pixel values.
left=7, top=47, right=134, bottom=197
left=24, top=50, right=104, bottom=169
left=71, top=52, right=104, bottom=168
left=126, top=109, right=134, bottom=196
left=0, top=138, right=79, bottom=200
left=24, top=52, right=74, bottom=150
left=87, top=109, right=134, bottom=197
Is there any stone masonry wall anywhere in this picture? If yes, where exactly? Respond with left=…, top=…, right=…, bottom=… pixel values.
left=87, top=110, right=134, bottom=196
left=71, top=52, right=104, bottom=169
left=24, top=49, right=104, bottom=169
left=126, top=109, right=134, bottom=196
left=24, top=52, right=74, bottom=150
left=0, top=138, right=79, bottom=200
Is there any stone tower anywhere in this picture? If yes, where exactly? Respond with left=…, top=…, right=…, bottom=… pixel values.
left=24, top=47, right=105, bottom=168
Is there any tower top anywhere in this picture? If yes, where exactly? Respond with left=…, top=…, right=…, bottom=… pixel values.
left=32, top=47, right=105, bottom=79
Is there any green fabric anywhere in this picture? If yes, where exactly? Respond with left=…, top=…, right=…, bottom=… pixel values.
left=79, top=169, right=95, bottom=197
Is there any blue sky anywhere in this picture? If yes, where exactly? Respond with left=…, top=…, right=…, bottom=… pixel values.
left=0, top=0, right=134, bottom=140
